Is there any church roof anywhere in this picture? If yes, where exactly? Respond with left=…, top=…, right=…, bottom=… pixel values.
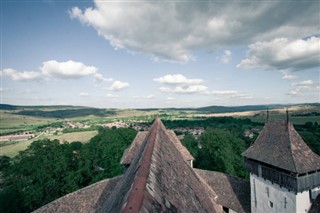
left=120, top=129, right=194, bottom=166
left=99, top=117, right=221, bottom=212
left=34, top=176, right=123, bottom=213
left=35, top=118, right=221, bottom=212
left=194, top=169, right=250, bottom=213
left=242, top=120, right=320, bottom=174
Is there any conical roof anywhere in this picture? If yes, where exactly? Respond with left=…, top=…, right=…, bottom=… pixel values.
left=242, top=120, right=320, bottom=174
left=99, top=117, right=221, bottom=212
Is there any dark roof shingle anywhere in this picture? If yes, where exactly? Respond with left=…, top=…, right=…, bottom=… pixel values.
left=242, top=121, right=320, bottom=174
left=194, top=169, right=250, bottom=213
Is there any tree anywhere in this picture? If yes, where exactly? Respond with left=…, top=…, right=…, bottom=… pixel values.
left=195, top=128, right=248, bottom=178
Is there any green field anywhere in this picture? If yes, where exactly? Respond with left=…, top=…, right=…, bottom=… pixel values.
left=0, top=130, right=98, bottom=157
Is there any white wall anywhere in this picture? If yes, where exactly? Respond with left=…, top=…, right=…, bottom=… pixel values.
left=250, top=174, right=312, bottom=213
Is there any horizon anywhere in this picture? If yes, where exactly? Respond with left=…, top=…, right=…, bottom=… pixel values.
left=1, top=1, right=319, bottom=108
left=1, top=102, right=319, bottom=110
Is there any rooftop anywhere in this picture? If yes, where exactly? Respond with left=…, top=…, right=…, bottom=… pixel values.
left=242, top=120, right=320, bottom=174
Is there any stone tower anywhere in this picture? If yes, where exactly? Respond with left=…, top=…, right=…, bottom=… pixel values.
left=243, top=119, right=320, bottom=213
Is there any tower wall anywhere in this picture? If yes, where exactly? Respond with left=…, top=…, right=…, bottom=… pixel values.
left=250, top=174, right=312, bottom=213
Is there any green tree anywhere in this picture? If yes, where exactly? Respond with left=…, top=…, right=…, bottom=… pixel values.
left=195, top=128, right=248, bottom=178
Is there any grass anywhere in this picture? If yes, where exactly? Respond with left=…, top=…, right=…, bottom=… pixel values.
left=0, top=111, right=57, bottom=134
left=0, top=130, right=98, bottom=157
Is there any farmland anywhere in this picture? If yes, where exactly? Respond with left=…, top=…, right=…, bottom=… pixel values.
left=0, top=103, right=319, bottom=157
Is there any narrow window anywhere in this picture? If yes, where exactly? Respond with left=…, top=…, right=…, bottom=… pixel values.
left=253, top=179, right=257, bottom=207
left=265, top=187, right=269, bottom=197
left=284, top=197, right=287, bottom=209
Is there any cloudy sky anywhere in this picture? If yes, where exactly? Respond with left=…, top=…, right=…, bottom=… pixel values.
left=1, top=0, right=319, bottom=108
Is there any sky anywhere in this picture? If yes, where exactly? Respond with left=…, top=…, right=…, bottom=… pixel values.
left=1, top=0, right=319, bottom=109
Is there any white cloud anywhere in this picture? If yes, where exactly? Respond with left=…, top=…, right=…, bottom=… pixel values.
left=237, top=37, right=320, bottom=71
left=1, top=68, right=42, bottom=81
left=159, top=85, right=208, bottom=94
left=109, top=80, right=130, bottom=91
left=79, top=92, right=90, bottom=97
left=70, top=1, right=319, bottom=62
left=209, top=90, right=253, bottom=99
left=154, top=74, right=204, bottom=85
left=94, top=73, right=113, bottom=82
left=0, top=87, right=11, bottom=93
left=134, top=95, right=155, bottom=99
left=166, top=97, right=175, bottom=100
left=219, top=50, right=232, bottom=64
left=288, top=80, right=319, bottom=96
left=281, top=71, right=297, bottom=80
left=106, top=93, right=119, bottom=98
left=41, top=60, right=97, bottom=79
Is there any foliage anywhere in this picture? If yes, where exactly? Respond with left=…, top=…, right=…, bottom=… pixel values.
left=0, top=128, right=137, bottom=213
left=295, top=122, right=320, bottom=155
left=194, top=128, right=248, bottom=179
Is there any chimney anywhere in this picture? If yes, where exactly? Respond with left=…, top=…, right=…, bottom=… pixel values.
left=267, top=109, right=269, bottom=121
left=286, top=108, right=289, bottom=124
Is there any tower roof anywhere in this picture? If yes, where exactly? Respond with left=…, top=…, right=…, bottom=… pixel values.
left=242, top=120, right=320, bottom=174
left=99, top=117, right=220, bottom=212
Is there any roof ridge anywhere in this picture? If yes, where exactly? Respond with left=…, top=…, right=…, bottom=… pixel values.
left=287, top=122, right=299, bottom=173
left=121, top=118, right=160, bottom=212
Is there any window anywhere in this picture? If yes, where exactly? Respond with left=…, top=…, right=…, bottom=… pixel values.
left=284, top=197, right=287, bottom=209
left=269, top=201, right=273, bottom=208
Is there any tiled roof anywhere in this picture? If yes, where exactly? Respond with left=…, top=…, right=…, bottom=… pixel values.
left=194, top=169, right=250, bottom=213
left=99, top=117, right=221, bottom=212
left=242, top=121, right=320, bottom=174
left=34, top=176, right=122, bottom=213
left=120, top=131, right=148, bottom=165
left=120, top=129, right=194, bottom=166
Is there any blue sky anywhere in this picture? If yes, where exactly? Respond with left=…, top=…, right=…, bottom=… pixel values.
left=1, top=0, right=319, bottom=108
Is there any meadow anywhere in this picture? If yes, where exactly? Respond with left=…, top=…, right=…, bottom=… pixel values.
left=0, top=131, right=98, bottom=157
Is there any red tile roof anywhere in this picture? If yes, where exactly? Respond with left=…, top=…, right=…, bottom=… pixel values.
left=243, top=121, right=320, bottom=174
left=99, top=117, right=221, bottom=212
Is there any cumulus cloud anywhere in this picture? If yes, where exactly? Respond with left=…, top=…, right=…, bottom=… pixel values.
left=134, top=95, right=155, bottom=99
left=106, top=93, right=119, bottom=98
left=94, top=73, right=113, bottom=82
left=2, top=60, right=98, bottom=81
left=288, top=80, right=319, bottom=96
left=237, top=37, right=320, bottom=71
left=1, top=68, right=42, bottom=81
left=219, top=50, right=232, bottom=64
left=159, top=85, right=208, bottom=94
left=154, top=74, right=204, bottom=85
left=41, top=60, right=97, bottom=79
left=166, top=97, right=175, bottom=100
left=70, top=1, right=319, bottom=62
left=79, top=92, right=90, bottom=97
left=109, top=80, right=129, bottom=91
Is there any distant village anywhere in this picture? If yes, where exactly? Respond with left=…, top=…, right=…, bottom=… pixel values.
left=0, top=119, right=260, bottom=144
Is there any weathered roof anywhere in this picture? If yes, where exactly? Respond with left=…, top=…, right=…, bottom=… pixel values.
left=99, top=117, right=221, bottom=212
left=242, top=120, right=320, bottom=174
left=120, top=129, right=194, bottom=166
left=120, top=131, right=148, bottom=165
left=34, top=175, right=122, bottom=213
left=194, top=169, right=250, bottom=213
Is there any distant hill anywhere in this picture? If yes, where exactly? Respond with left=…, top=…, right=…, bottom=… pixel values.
left=1, top=103, right=319, bottom=118
left=137, top=103, right=320, bottom=114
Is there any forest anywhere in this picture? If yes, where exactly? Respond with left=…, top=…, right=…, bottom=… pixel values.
left=0, top=117, right=319, bottom=212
